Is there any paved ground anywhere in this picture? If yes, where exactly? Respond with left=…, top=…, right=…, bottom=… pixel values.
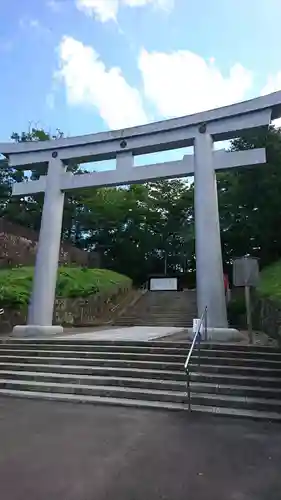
left=18, top=326, right=184, bottom=342
left=162, top=329, right=280, bottom=346
left=0, top=398, right=280, bottom=500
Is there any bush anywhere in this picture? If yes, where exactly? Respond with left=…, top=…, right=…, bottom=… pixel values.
left=227, top=294, right=246, bottom=327
left=0, top=267, right=132, bottom=307
left=257, top=260, right=281, bottom=300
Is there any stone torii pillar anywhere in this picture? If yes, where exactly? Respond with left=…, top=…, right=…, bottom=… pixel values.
left=194, top=127, right=226, bottom=327
left=28, top=155, right=66, bottom=333
left=1, top=90, right=280, bottom=337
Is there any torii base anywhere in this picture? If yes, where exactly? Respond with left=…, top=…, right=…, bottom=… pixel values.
left=186, top=327, right=244, bottom=342
left=11, top=325, right=63, bottom=338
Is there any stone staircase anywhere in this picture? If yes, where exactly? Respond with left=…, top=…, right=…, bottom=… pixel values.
left=0, top=339, right=280, bottom=420
left=115, top=290, right=197, bottom=327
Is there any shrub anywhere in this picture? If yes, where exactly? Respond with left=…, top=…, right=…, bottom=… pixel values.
left=227, top=294, right=246, bottom=327
left=0, top=267, right=132, bottom=307
left=257, top=260, right=281, bottom=300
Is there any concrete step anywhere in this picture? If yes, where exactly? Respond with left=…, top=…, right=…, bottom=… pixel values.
left=0, top=343, right=191, bottom=355
left=0, top=354, right=185, bottom=370
left=190, top=382, right=281, bottom=399
left=0, top=352, right=280, bottom=375
left=114, top=290, right=197, bottom=327
left=0, top=362, right=186, bottom=380
left=116, top=313, right=195, bottom=318
left=1, top=370, right=281, bottom=400
left=192, top=405, right=281, bottom=421
left=0, top=388, right=188, bottom=411
left=0, top=338, right=280, bottom=421
left=1, top=378, right=281, bottom=412
left=194, top=362, right=281, bottom=378
left=1, top=362, right=279, bottom=389
left=114, top=318, right=193, bottom=322
left=0, top=387, right=280, bottom=421
left=1, top=349, right=280, bottom=368
left=116, top=312, right=196, bottom=316
left=3, top=340, right=281, bottom=363
left=0, top=349, right=189, bottom=363
left=197, top=348, right=281, bottom=360
left=0, top=370, right=185, bottom=391
left=0, top=379, right=188, bottom=404
left=115, top=310, right=195, bottom=314
left=114, top=323, right=191, bottom=326
left=191, top=355, right=281, bottom=369
left=119, top=307, right=195, bottom=310
left=190, top=371, right=281, bottom=388
left=115, top=323, right=192, bottom=326
left=126, top=309, right=196, bottom=314
left=5, top=339, right=280, bottom=354
left=191, top=392, right=281, bottom=413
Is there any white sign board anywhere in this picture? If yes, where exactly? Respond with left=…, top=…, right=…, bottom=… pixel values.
left=233, top=257, right=259, bottom=287
left=150, top=277, right=178, bottom=291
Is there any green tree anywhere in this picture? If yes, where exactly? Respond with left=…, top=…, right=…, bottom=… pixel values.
left=1, top=128, right=89, bottom=239
left=77, top=179, right=194, bottom=283
left=218, top=125, right=281, bottom=268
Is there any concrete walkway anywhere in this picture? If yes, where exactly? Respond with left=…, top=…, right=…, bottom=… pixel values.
left=0, top=398, right=280, bottom=500
left=162, top=329, right=279, bottom=346
left=38, top=326, right=185, bottom=342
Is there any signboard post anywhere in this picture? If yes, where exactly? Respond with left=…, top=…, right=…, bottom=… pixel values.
left=233, top=256, right=259, bottom=344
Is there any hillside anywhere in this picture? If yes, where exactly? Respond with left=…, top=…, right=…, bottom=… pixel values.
left=0, top=267, right=132, bottom=307
left=0, top=217, right=99, bottom=268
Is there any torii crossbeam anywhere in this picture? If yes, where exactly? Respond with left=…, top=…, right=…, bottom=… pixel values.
left=1, top=91, right=281, bottom=337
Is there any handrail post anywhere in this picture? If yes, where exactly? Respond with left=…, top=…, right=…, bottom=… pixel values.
left=184, top=306, right=207, bottom=412
left=187, top=369, right=191, bottom=411
left=198, top=331, right=201, bottom=368
left=204, top=307, right=207, bottom=341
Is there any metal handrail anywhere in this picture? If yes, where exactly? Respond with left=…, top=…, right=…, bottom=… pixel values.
left=184, top=306, right=207, bottom=411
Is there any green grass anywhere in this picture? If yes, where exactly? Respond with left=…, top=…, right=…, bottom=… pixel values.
left=0, top=267, right=132, bottom=307
left=258, top=260, right=281, bottom=300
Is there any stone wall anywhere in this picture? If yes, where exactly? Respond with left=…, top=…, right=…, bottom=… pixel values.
left=54, top=287, right=137, bottom=327
left=0, top=218, right=99, bottom=268
left=253, top=295, right=281, bottom=345
left=0, top=284, right=137, bottom=333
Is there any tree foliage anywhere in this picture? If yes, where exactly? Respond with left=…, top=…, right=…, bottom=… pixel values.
left=218, top=126, right=281, bottom=269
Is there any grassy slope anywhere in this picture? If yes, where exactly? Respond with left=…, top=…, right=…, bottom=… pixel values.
left=258, top=260, right=281, bottom=300
left=0, top=267, right=132, bottom=307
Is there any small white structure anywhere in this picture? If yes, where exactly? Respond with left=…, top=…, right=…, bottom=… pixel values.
left=149, top=277, right=178, bottom=291
left=1, top=92, right=281, bottom=336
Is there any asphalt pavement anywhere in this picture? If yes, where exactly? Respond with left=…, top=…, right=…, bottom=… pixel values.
left=0, top=398, right=280, bottom=500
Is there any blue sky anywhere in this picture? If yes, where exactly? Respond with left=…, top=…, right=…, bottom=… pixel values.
left=1, top=0, right=281, bottom=150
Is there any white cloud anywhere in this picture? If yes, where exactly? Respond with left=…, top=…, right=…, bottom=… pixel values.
left=261, top=72, right=281, bottom=127
left=57, top=36, right=148, bottom=129
left=56, top=38, right=257, bottom=131
left=47, top=0, right=62, bottom=12
left=138, top=48, right=253, bottom=118
left=76, top=0, right=173, bottom=23
left=76, top=0, right=118, bottom=22
left=261, top=72, right=281, bottom=96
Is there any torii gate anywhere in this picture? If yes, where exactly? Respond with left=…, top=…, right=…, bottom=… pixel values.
left=1, top=91, right=281, bottom=337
